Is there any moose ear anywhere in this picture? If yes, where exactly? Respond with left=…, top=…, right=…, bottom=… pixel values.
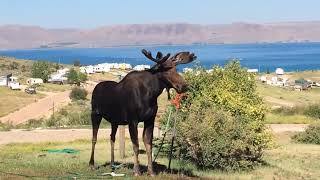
left=172, top=52, right=197, bottom=65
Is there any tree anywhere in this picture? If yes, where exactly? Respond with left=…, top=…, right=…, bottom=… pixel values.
left=31, top=61, right=52, bottom=82
left=73, top=60, right=81, bottom=67
left=67, top=68, right=87, bottom=86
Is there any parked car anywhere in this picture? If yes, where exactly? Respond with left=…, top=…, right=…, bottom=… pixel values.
left=25, top=85, right=37, bottom=94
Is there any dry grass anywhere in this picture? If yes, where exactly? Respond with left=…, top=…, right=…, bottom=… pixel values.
left=0, top=87, right=45, bottom=117
left=257, top=82, right=320, bottom=107
left=88, top=70, right=129, bottom=82
left=37, top=83, right=72, bottom=92
left=0, top=132, right=319, bottom=179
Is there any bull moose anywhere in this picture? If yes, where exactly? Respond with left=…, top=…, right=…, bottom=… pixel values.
left=89, top=49, right=196, bottom=176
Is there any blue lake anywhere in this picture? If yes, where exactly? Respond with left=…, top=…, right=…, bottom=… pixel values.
left=1, top=43, right=320, bottom=72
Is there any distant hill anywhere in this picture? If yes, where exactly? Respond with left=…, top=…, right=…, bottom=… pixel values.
left=1, top=22, right=320, bottom=49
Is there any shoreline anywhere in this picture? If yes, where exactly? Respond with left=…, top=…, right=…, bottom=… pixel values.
left=2, top=41, right=320, bottom=52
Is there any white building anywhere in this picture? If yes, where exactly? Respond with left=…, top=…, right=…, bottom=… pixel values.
left=80, top=65, right=95, bottom=74
left=183, top=68, right=193, bottom=73
left=94, top=63, right=111, bottom=72
left=247, top=69, right=258, bottom=73
left=275, top=68, right=284, bottom=75
left=260, top=76, right=267, bottom=82
left=119, top=63, right=132, bottom=70
left=0, top=74, right=9, bottom=86
left=133, top=65, right=151, bottom=71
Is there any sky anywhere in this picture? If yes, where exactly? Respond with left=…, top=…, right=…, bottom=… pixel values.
left=1, top=0, right=320, bottom=28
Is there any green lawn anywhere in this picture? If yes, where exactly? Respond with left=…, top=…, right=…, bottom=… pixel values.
left=0, top=132, right=319, bottom=179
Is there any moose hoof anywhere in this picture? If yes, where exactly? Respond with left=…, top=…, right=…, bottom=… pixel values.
left=89, top=164, right=98, bottom=170
left=148, top=171, right=155, bottom=177
left=134, top=172, right=141, bottom=176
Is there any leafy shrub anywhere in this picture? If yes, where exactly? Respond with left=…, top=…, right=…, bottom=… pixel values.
left=169, top=61, right=273, bottom=170
left=292, top=122, right=320, bottom=144
left=304, top=104, right=320, bottom=119
left=44, top=101, right=91, bottom=127
left=67, top=68, right=87, bottom=86
left=31, top=61, right=54, bottom=82
left=70, top=87, right=88, bottom=100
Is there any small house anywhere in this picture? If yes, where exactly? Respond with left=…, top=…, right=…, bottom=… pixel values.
left=0, top=73, right=11, bottom=86
left=260, top=76, right=267, bottom=83
left=94, top=63, right=111, bottom=72
left=80, top=65, right=95, bottom=74
left=133, top=65, right=151, bottom=71
left=275, top=68, right=284, bottom=75
left=119, top=63, right=132, bottom=70
left=247, top=69, right=259, bottom=73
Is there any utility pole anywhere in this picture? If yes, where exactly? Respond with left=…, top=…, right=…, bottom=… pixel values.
left=52, top=101, right=55, bottom=119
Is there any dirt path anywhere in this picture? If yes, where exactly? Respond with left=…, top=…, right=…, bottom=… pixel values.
left=0, top=90, right=71, bottom=125
left=267, top=124, right=308, bottom=133
left=0, top=124, right=307, bottom=146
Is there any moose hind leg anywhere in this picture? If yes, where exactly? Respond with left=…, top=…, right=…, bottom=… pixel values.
left=110, top=123, right=118, bottom=168
left=89, top=112, right=102, bottom=169
left=143, top=121, right=155, bottom=176
left=129, top=123, right=141, bottom=176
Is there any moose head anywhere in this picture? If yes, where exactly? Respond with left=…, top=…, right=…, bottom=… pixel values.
left=141, top=49, right=197, bottom=93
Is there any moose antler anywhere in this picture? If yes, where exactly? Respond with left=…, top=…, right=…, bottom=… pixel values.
left=141, top=49, right=170, bottom=64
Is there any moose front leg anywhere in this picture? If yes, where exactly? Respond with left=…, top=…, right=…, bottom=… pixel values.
left=143, top=120, right=155, bottom=176
left=110, top=123, right=118, bottom=168
left=129, top=123, right=141, bottom=176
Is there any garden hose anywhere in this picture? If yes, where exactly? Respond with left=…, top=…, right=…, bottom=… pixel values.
left=153, top=105, right=175, bottom=162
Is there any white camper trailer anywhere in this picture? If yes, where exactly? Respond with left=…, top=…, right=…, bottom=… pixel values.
left=8, top=76, right=21, bottom=90
left=27, top=78, right=43, bottom=85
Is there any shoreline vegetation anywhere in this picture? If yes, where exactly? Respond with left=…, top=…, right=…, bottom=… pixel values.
left=0, top=57, right=320, bottom=179
left=1, top=56, right=320, bottom=129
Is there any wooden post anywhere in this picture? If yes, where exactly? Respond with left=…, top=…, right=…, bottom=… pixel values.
left=52, top=101, right=55, bottom=118
left=119, top=126, right=125, bottom=159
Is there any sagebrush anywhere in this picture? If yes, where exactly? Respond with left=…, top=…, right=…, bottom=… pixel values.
left=292, top=122, right=320, bottom=144
left=70, top=87, right=88, bottom=100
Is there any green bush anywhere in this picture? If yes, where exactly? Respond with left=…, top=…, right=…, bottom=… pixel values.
left=70, top=87, right=88, bottom=100
left=304, top=104, right=320, bottom=119
left=169, top=61, right=273, bottom=170
left=44, top=101, right=91, bottom=127
left=67, top=68, right=87, bottom=86
left=292, top=122, right=320, bottom=144
left=31, top=61, right=54, bottom=82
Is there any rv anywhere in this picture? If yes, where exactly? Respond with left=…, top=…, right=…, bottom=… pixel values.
left=8, top=76, right=21, bottom=90
left=27, top=78, right=43, bottom=85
